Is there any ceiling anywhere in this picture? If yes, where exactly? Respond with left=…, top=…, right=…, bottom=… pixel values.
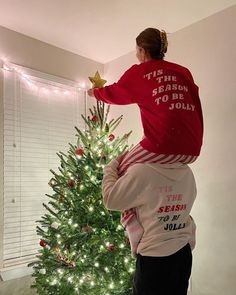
left=0, top=0, right=236, bottom=64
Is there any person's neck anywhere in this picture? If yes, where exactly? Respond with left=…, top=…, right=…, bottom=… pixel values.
left=144, top=56, right=152, bottom=62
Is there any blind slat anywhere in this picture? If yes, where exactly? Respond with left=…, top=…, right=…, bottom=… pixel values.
left=3, top=67, right=85, bottom=267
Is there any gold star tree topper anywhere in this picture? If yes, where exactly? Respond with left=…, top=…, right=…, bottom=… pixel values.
left=89, top=71, right=107, bottom=88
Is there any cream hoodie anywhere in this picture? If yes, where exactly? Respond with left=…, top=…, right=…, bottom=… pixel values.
left=102, top=159, right=196, bottom=257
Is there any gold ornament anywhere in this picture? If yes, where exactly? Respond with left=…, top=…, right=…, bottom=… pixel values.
left=89, top=71, right=107, bottom=88
left=48, top=178, right=57, bottom=187
left=59, top=195, right=65, bottom=203
left=82, top=224, right=93, bottom=234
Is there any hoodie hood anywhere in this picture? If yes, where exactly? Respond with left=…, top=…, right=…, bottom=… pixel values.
left=146, top=162, right=191, bottom=181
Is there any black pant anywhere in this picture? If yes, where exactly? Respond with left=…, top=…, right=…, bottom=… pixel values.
left=133, top=243, right=192, bottom=295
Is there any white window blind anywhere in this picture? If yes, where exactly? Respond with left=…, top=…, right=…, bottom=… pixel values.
left=3, top=64, right=86, bottom=268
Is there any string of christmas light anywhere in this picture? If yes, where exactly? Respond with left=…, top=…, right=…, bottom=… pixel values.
left=1, top=60, right=87, bottom=97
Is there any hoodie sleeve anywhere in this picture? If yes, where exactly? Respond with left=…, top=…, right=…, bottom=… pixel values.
left=102, top=159, right=145, bottom=211
left=93, top=65, right=140, bottom=105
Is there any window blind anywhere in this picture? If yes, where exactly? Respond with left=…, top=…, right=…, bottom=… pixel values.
left=3, top=64, right=86, bottom=268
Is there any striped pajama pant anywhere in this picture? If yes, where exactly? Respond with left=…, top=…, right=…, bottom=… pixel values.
left=119, top=143, right=197, bottom=256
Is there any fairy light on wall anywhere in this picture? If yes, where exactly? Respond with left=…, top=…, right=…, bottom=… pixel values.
left=1, top=60, right=88, bottom=96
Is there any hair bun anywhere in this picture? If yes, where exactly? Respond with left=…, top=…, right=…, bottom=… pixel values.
left=160, top=30, right=168, bottom=55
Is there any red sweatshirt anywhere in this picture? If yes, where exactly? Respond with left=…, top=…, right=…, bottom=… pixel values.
left=94, top=59, right=203, bottom=156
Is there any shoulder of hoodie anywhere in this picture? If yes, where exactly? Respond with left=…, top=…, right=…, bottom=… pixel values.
left=125, top=162, right=194, bottom=181
left=124, top=60, right=194, bottom=81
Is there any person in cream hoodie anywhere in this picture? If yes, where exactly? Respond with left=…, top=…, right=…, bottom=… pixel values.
left=102, top=156, right=196, bottom=295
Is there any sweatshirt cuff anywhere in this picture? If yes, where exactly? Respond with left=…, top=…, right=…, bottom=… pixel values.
left=93, top=88, right=103, bottom=101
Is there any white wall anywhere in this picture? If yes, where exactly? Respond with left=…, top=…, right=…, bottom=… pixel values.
left=104, top=5, right=236, bottom=295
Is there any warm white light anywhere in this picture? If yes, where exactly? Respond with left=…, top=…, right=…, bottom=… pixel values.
left=42, top=87, right=49, bottom=94
left=21, top=73, right=29, bottom=79
left=94, top=262, right=99, bottom=267
left=3, top=64, right=11, bottom=71
left=68, top=276, right=73, bottom=282
left=90, top=281, right=95, bottom=286
left=2, top=63, right=85, bottom=98
left=119, top=243, right=125, bottom=248
left=51, top=278, right=58, bottom=285
left=90, top=176, right=96, bottom=182
left=57, top=269, right=64, bottom=275
left=89, top=206, right=94, bottom=212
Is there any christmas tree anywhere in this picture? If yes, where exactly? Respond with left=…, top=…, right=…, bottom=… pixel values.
left=30, top=73, right=134, bottom=295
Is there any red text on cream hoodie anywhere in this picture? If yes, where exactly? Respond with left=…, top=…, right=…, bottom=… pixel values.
left=102, top=159, right=196, bottom=256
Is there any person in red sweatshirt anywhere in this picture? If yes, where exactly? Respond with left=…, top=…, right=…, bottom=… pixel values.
left=88, top=27, right=203, bottom=175
left=88, top=27, right=203, bottom=255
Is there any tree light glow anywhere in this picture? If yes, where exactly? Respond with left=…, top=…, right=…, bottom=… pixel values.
left=31, top=99, right=134, bottom=294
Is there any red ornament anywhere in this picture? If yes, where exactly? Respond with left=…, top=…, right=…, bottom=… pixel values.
left=108, top=134, right=115, bottom=141
left=39, top=239, right=47, bottom=247
left=91, top=115, right=98, bottom=122
left=106, top=243, right=115, bottom=252
left=75, top=148, right=84, bottom=156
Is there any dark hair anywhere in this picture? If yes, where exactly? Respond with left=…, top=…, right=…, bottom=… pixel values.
left=136, top=28, right=168, bottom=59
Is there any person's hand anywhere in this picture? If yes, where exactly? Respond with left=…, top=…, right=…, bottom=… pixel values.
left=87, top=88, right=95, bottom=97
